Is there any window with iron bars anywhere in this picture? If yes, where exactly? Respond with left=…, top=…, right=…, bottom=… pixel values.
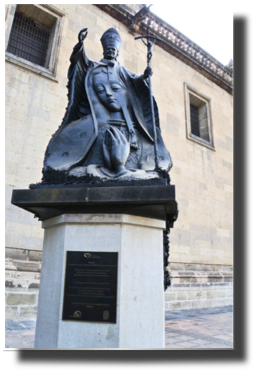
left=6, top=10, right=52, bottom=68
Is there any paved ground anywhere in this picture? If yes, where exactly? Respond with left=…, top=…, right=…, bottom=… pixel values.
left=165, top=305, right=233, bottom=349
left=5, top=305, right=233, bottom=349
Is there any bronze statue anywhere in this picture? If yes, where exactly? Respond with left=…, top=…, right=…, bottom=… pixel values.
left=43, top=27, right=172, bottom=182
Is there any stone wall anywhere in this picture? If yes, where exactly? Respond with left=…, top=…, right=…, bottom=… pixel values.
left=5, top=4, right=233, bottom=318
left=165, top=263, right=233, bottom=310
left=5, top=248, right=41, bottom=319
left=5, top=251, right=233, bottom=318
left=165, top=282, right=233, bottom=311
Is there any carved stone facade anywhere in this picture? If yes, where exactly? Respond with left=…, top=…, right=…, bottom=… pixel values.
left=5, top=4, right=233, bottom=319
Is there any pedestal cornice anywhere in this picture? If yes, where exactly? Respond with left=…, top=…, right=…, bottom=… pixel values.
left=11, top=185, right=178, bottom=226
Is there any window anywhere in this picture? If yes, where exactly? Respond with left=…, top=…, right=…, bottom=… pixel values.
left=5, top=4, right=66, bottom=80
left=184, top=83, right=214, bottom=149
left=7, top=10, right=53, bottom=68
left=189, top=95, right=210, bottom=142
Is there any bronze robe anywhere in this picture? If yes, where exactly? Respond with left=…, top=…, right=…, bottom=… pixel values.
left=43, top=41, right=172, bottom=178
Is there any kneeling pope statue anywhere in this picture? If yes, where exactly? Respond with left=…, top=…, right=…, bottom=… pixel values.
left=42, top=27, right=172, bottom=181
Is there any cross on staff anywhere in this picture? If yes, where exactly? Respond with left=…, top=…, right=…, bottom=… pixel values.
left=135, top=23, right=163, bottom=171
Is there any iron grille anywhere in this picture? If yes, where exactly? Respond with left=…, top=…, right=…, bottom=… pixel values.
left=190, top=104, right=200, bottom=137
left=7, top=11, right=51, bottom=68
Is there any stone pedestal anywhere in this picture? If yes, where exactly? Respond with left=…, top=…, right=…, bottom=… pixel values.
left=34, top=213, right=165, bottom=349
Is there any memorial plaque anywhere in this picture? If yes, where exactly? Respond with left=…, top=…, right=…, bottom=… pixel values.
left=62, top=251, right=118, bottom=323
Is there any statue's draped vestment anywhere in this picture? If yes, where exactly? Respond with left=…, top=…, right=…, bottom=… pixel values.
left=43, top=41, right=172, bottom=179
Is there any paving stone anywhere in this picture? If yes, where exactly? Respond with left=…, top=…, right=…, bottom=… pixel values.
left=5, top=306, right=233, bottom=349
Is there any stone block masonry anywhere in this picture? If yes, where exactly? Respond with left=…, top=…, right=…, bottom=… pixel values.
left=165, top=283, right=233, bottom=311
left=5, top=248, right=233, bottom=320
left=165, top=264, right=233, bottom=310
left=5, top=248, right=41, bottom=319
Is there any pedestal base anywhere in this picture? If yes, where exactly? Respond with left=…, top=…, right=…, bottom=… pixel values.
left=34, top=214, right=165, bottom=349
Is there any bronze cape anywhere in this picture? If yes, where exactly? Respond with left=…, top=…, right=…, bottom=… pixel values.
left=43, top=40, right=172, bottom=179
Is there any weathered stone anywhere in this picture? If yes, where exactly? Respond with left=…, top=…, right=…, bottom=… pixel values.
left=168, top=302, right=182, bottom=310
left=216, top=290, right=228, bottom=298
left=208, top=276, right=223, bottom=283
left=206, top=291, right=217, bottom=299
left=5, top=247, right=28, bottom=261
left=176, top=292, right=187, bottom=301
left=28, top=283, right=39, bottom=289
left=212, top=298, right=229, bottom=307
left=5, top=280, right=15, bottom=288
left=165, top=293, right=176, bottom=301
left=179, top=301, right=193, bottom=309
left=191, top=300, right=203, bottom=309
left=201, top=299, right=213, bottom=308
left=5, top=259, right=41, bottom=273
left=6, top=293, right=37, bottom=306
left=19, top=306, right=38, bottom=318
left=223, top=276, right=233, bottom=282
left=5, top=306, right=18, bottom=319
left=188, top=291, right=207, bottom=300
left=169, top=263, right=185, bottom=271
left=28, top=250, right=42, bottom=262
left=185, top=263, right=212, bottom=271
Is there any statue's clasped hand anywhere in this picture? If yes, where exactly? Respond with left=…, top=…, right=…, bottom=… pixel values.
left=103, top=127, right=130, bottom=175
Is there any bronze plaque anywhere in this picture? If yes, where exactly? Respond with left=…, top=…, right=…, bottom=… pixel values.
left=62, top=251, right=118, bottom=323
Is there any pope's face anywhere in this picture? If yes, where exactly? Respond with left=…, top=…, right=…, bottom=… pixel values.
left=103, top=47, right=118, bottom=60
left=93, top=72, right=126, bottom=112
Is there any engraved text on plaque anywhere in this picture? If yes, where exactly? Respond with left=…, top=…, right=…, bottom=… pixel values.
left=62, top=251, right=118, bottom=323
